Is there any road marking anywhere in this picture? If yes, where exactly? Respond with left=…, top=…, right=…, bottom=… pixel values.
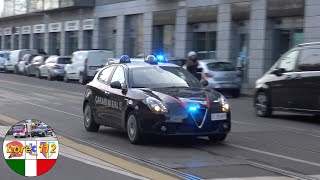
left=232, top=120, right=320, bottom=138
left=0, top=114, right=177, bottom=180
left=0, top=94, right=83, bottom=118
left=224, top=142, right=320, bottom=167
left=0, top=79, right=83, bottom=96
left=0, top=86, right=82, bottom=104
left=207, top=177, right=294, bottom=180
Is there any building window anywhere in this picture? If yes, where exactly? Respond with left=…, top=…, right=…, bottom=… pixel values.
left=65, top=31, right=78, bottom=55
left=124, top=14, right=144, bottom=58
left=152, top=25, right=175, bottom=57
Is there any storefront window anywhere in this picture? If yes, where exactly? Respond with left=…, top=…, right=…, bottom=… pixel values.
left=99, top=17, right=116, bottom=53
left=49, top=33, right=60, bottom=55
left=124, top=14, right=144, bottom=57
left=22, top=34, right=30, bottom=49
left=34, top=33, right=44, bottom=51
left=152, top=25, right=175, bottom=57
left=5, top=35, right=11, bottom=49
left=65, top=31, right=78, bottom=55
left=193, top=31, right=216, bottom=59
left=13, top=35, right=19, bottom=49
left=83, top=30, right=92, bottom=50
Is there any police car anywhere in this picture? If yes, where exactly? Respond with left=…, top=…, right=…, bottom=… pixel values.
left=83, top=55, right=231, bottom=144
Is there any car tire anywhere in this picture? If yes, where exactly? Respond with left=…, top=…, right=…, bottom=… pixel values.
left=255, top=91, right=272, bottom=117
left=14, top=66, right=19, bottom=75
left=26, top=68, right=31, bottom=77
left=127, top=112, right=143, bottom=144
left=208, top=134, right=227, bottom=142
left=23, top=68, right=28, bottom=76
left=35, top=69, right=42, bottom=79
left=79, top=73, right=87, bottom=85
left=14, top=136, right=17, bottom=138
left=47, top=71, right=53, bottom=81
left=4, top=67, right=9, bottom=73
left=232, top=89, right=240, bottom=98
left=84, top=103, right=100, bottom=132
left=64, top=72, right=69, bottom=83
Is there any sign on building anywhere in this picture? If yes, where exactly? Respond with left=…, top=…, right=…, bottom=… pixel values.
left=22, top=26, right=31, bottom=34
left=83, top=19, right=94, bottom=30
left=49, top=22, right=62, bottom=32
left=33, top=24, right=45, bottom=34
left=65, top=20, right=79, bottom=31
left=4, top=28, right=11, bottom=35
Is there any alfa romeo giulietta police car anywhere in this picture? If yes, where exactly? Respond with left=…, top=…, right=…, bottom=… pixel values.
left=83, top=55, right=231, bottom=144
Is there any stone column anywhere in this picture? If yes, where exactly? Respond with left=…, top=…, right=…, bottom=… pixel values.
left=10, top=33, right=14, bottom=50
left=143, top=12, right=153, bottom=55
left=60, top=23, right=66, bottom=56
left=92, top=18, right=100, bottom=49
left=217, top=3, right=232, bottom=61
left=174, top=6, right=188, bottom=58
left=78, top=9, right=84, bottom=50
left=0, top=34, right=4, bottom=49
left=304, top=0, right=320, bottom=42
left=18, top=29, right=23, bottom=49
left=248, top=0, right=268, bottom=87
left=44, top=14, right=50, bottom=54
left=116, top=15, right=125, bottom=57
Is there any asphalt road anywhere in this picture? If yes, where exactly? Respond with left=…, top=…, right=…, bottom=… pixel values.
left=0, top=73, right=319, bottom=180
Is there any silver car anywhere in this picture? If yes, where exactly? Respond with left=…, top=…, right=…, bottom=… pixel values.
left=37, top=56, right=71, bottom=80
left=198, top=60, right=241, bottom=97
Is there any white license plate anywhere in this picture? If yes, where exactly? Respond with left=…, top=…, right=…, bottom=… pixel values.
left=211, top=113, right=227, bottom=121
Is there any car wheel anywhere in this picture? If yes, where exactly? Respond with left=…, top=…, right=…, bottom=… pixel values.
left=64, top=72, right=69, bottom=83
left=84, top=103, right=100, bottom=132
left=127, top=112, right=143, bottom=144
left=26, top=68, right=31, bottom=77
left=232, top=89, right=240, bottom=98
left=14, top=66, right=19, bottom=75
left=35, top=70, right=42, bottom=79
left=23, top=68, right=28, bottom=76
left=47, top=72, right=53, bottom=81
left=208, top=134, right=227, bottom=142
left=255, top=91, right=272, bottom=117
left=4, top=67, right=9, bottom=73
left=14, top=136, right=17, bottom=138
left=79, top=73, right=87, bottom=85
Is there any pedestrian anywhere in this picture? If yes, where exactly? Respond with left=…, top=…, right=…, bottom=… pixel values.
left=38, top=49, right=47, bottom=55
left=186, top=51, right=201, bottom=80
left=55, top=49, right=60, bottom=56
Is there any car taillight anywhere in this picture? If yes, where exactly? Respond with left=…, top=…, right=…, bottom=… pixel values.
left=53, top=65, right=61, bottom=69
left=204, top=72, right=214, bottom=78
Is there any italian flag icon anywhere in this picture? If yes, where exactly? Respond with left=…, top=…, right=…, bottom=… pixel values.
left=3, top=140, right=59, bottom=176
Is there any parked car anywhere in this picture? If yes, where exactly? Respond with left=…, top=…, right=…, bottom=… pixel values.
left=31, top=125, right=53, bottom=137
left=17, top=54, right=37, bottom=75
left=5, top=49, right=37, bottom=73
left=0, top=51, right=10, bottom=71
left=37, top=55, right=71, bottom=80
left=255, top=42, right=320, bottom=117
left=26, top=55, right=50, bottom=76
left=64, top=50, right=114, bottom=84
left=198, top=60, right=241, bottom=98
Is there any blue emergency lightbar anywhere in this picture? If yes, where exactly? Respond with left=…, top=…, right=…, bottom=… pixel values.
left=119, top=55, right=131, bottom=63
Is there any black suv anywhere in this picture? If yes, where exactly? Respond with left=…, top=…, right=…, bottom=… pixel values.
left=255, top=42, right=320, bottom=117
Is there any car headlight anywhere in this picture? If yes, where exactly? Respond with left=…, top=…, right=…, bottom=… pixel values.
left=220, top=95, right=230, bottom=112
left=146, top=97, right=168, bottom=113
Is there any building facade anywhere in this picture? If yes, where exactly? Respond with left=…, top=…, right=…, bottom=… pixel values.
left=0, top=0, right=319, bottom=87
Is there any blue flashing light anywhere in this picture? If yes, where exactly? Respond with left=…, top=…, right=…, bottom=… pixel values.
left=119, top=55, right=131, bottom=63
left=188, top=104, right=200, bottom=112
left=156, top=55, right=166, bottom=63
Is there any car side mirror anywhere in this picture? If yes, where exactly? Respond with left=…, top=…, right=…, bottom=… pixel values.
left=200, top=79, right=209, bottom=87
left=272, top=68, right=285, bottom=76
left=197, top=67, right=203, bottom=72
left=110, top=81, right=125, bottom=90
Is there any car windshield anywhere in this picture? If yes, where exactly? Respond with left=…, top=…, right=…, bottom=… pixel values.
left=58, top=58, right=71, bottom=64
left=206, top=62, right=235, bottom=71
left=129, top=66, right=202, bottom=88
left=13, top=125, right=23, bottom=129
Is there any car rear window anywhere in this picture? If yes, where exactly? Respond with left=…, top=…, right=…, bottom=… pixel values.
left=58, top=58, right=71, bottom=64
left=206, top=62, right=235, bottom=71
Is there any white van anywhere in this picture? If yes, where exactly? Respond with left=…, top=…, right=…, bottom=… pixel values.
left=5, top=49, right=37, bottom=73
left=64, top=50, right=114, bottom=84
left=0, top=51, right=10, bottom=71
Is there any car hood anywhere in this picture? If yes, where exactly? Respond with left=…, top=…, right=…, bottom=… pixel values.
left=134, top=87, right=222, bottom=106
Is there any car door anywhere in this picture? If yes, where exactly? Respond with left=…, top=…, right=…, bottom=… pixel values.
left=107, top=66, right=127, bottom=128
left=40, top=57, right=52, bottom=76
left=295, top=48, right=320, bottom=111
left=93, top=66, right=117, bottom=126
left=66, top=54, right=77, bottom=79
left=268, top=50, right=300, bottom=109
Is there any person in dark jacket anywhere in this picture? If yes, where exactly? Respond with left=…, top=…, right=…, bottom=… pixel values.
left=186, top=51, right=201, bottom=80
